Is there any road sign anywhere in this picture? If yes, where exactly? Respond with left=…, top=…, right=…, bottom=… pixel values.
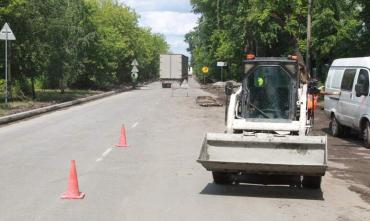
left=131, top=59, right=139, bottom=66
left=131, top=72, right=138, bottom=80
left=1, top=23, right=16, bottom=104
left=217, top=62, right=227, bottom=67
left=217, top=62, right=227, bottom=81
left=131, top=66, right=139, bottom=73
left=0, top=23, right=16, bottom=41
left=202, top=66, right=209, bottom=74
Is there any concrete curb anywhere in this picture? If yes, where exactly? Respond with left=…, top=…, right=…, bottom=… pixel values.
left=0, top=89, right=128, bottom=125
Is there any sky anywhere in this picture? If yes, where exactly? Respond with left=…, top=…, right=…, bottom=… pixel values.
left=121, top=0, right=199, bottom=57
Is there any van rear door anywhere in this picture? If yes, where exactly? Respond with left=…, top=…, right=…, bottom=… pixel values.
left=324, top=68, right=343, bottom=116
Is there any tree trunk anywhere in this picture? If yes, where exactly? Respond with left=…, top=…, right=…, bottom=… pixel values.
left=31, top=75, right=36, bottom=100
left=306, top=0, right=313, bottom=76
left=60, top=75, right=65, bottom=94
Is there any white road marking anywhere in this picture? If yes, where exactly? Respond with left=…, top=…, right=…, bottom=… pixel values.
left=132, top=122, right=139, bottom=128
left=96, top=148, right=113, bottom=162
left=102, top=148, right=113, bottom=157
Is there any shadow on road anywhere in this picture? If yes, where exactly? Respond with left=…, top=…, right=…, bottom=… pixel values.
left=200, top=183, right=324, bottom=201
left=321, top=127, right=364, bottom=148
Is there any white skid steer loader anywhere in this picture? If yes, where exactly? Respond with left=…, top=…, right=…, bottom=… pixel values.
left=197, top=56, right=327, bottom=189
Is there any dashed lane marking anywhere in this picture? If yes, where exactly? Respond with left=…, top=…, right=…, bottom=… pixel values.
left=96, top=148, right=113, bottom=162
left=102, top=148, right=113, bottom=157
left=132, top=122, right=139, bottom=128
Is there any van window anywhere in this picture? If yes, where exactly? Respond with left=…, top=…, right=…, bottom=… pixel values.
left=341, top=69, right=357, bottom=91
left=325, top=69, right=334, bottom=88
left=357, top=69, right=369, bottom=95
left=331, top=69, right=344, bottom=89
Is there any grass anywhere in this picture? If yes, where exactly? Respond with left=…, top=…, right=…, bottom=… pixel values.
left=0, top=89, right=102, bottom=117
left=34, top=89, right=101, bottom=103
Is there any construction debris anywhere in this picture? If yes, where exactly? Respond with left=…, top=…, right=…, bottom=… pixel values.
left=212, top=81, right=240, bottom=88
left=196, top=96, right=223, bottom=107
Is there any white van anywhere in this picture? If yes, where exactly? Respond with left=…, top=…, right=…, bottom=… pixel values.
left=324, top=57, right=370, bottom=148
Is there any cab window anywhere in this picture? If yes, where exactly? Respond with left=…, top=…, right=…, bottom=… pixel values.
left=245, top=66, right=292, bottom=119
left=341, top=69, right=357, bottom=91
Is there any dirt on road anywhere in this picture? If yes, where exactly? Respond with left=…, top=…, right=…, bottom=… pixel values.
left=314, top=110, right=370, bottom=204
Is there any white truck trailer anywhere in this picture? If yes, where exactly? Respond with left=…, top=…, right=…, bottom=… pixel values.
left=160, top=54, right=189, bottom=88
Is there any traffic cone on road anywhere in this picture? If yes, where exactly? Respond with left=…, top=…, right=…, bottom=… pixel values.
left=61, top=160, right=85, bottom=199
left=116, top=125, right=129, bottom=148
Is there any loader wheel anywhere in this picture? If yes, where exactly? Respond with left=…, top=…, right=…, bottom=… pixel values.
left=302, top=176, right=322, bottom=189
left=362, top=121, right=370, bottom=149
left=330, top=115, right=348, bottom=137
left=212, top=172, right=233, bottom=185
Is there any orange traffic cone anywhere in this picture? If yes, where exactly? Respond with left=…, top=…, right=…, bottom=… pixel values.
left=61, top=160, right=85, bottom=199
left=116, top=125, right=129, bottom=148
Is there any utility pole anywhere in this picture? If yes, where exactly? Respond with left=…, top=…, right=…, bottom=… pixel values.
left=217, top=0, right=220, bottom=29
left=306, top=0, right=312, bottom=76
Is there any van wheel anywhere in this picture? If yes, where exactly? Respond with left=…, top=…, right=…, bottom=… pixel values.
left=212, top=172, right=233, bottom=185
left=330, top=115, right=348, bottom=137
left=302, top=176, right=322, bottom=189
left=363, top=121, right=370, bottom=149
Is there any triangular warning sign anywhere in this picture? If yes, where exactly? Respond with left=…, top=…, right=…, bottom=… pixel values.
left=0, top=23, right=16, bottom=41
left=131, top=66, right=139, bottom=73
left=131, top=59, right=139, bottom=66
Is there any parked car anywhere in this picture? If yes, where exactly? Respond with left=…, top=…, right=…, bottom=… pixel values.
left=324, top=57, right=370, bottom=148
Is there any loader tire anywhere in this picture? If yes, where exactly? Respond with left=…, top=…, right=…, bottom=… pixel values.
left=302, top=176, right=322, bottom=189
left=212, top=172, right=233, bottom=185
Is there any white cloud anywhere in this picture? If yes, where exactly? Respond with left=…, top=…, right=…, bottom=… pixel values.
left=166, top=35, right=190, bottom=57
left=122, top=0, right=192, bottom=12
left=121, top=0, right=199, bottom=55
left=139, top=11, right=198, bottom=35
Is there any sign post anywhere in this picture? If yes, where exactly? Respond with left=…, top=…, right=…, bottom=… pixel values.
left=217, top=62, right=227, bottom=82
left=0, top=23, right=16, bottom=104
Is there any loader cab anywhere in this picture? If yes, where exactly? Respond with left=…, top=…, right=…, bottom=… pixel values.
left=241, top=58, right=299, bottom=122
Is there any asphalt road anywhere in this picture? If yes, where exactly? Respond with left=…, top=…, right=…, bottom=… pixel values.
left=0, top=78, right=369, bottom=221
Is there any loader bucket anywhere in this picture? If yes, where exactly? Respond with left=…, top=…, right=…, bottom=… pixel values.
left=197, top=133, right=327, bottom=176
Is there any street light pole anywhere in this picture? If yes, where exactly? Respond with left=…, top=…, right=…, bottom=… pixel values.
left=306, top=0, right=312, bottom=76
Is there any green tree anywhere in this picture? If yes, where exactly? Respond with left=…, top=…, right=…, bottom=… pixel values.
left=187, top=0, right=366, bottom=82
left=0, top=0, right=168, bottom=101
